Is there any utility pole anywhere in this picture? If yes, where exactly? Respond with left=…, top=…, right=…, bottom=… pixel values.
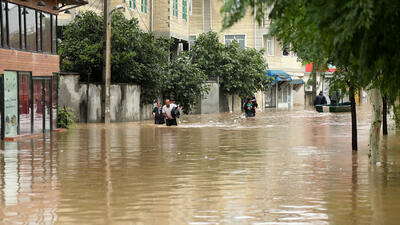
left=102, top=0, right=111, bottom=123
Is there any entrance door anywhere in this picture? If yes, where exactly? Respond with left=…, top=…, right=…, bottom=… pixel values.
left=32, top=77, right=53, bottom=133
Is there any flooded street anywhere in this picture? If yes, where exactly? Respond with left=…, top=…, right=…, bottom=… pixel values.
left=1, top=106, right=400, bottom=225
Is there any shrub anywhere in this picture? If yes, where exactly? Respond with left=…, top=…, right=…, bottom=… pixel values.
left=57, top=107, right=76, bottom=129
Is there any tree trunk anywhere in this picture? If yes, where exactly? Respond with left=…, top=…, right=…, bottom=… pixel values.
left=382, top=95, right=388, bottom=135
left=311, top=64, right=317, bottom=106
left=369, top=89, right=382, bottom=163
left=349, top=85, right=358, bottom=151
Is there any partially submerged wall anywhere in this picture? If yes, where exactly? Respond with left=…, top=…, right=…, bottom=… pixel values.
left=200, top=82, right=220, bottom=114
left=59, top=74, right=142, bottom=122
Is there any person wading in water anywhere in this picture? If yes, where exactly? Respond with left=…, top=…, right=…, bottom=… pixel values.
left=152, top=101, right=165, bottom=124
left=162, top=99, right=178, bottom=126
left=244, top=98, right=255, bottom=118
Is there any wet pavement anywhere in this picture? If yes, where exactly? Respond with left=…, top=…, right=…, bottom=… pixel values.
left=1, top=105, right=400, bottom=224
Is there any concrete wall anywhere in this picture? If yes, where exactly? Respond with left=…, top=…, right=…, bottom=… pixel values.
left=140, top=104, right=154, bottom=120
left=58, top=74, right=88, bottom=122
left=228, top=95, right=242, bottom=113
left=200, top=82, right=219, bottom=114
left=59, top=74, right=143, bottom=122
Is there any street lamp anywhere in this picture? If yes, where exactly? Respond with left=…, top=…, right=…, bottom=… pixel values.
left=113, top=5, right=124, bottom=11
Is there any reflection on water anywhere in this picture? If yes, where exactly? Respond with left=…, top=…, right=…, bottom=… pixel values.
left=1, top=106, right=400, bottom=224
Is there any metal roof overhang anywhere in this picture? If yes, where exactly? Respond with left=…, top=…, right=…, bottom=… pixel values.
left=289, top=79, right=305, bottom=85
left=266, top=70, right=292, bottom=85
left=58, top=0, right=88, bottom=12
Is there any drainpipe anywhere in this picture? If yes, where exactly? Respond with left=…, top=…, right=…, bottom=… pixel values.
left=254, top=6, right=256, bottom=49
left=202, top=0, right=204, bottom=32
left=151, top=0, right=154, bottom=32
left=275, top=84, right=278, bottom=109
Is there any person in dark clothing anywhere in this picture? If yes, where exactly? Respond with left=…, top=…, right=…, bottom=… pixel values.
left=152, top=101, right=165, bottom=124
left=251, top=96, right=258, bottom=116
left=170, top=98, right=180, bottom=119
left=314, top=91, right=327, bottom=106
left=329, top=90, right=340, bottom=106
left=243, top=98, right=255, bottom=117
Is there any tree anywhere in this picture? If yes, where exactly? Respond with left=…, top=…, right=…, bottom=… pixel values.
left=190, top=31, right=226, bottom=81
left=190, top=31, right=270, bottom=98
left=59, top=11, right=171, bottom=104
left=220, top=42, right=269, bottom=97
left=161, top=53, right=209, bottom=114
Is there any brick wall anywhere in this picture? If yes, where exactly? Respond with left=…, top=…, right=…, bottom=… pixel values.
left=0, top=49, right=59, bottom=76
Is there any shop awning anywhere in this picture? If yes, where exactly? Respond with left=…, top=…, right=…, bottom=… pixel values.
left=289, top=79, right=305, bottom=85
left=266, top=70, right=292, bottom=85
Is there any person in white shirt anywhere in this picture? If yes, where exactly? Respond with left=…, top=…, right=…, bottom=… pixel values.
left=162, top=99, right=177, bottom=126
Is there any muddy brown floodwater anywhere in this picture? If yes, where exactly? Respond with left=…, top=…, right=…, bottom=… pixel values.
left=1, top=105, right=400, bottom=225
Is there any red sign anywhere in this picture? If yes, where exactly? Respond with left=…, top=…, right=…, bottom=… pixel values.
left=305, top=63, right=337, bottom=73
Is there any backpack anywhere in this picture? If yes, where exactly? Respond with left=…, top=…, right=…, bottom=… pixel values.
left=171, top=106, right=180, bottom=118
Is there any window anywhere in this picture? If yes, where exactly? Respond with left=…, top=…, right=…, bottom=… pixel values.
left=267, top=37, right=274, bottom=56
left=189, top=35, right=196, bottom=49
left=42, top=13, right=51, bottom=53
left=282, top=43, right=289, bottom=56
left=224, top=35, right=245, bottom=49
left=1, top=1, right=8, bottom=47
left=173, top=0, right=178, bottom=17
left=141, top=0, right=147, bottom=13
left=129, top=0, right=136, bottom=9
left=20, top=7, right=26, bottom=49
left=36, top=11, right=41, bottom=51
left=51, top=15, right=56, bottom=53
left=25, top=8, right=36, bottom=51
left=182, top=0, right=187, bottom=21
left=0, top=2, right=56, bottom=53
left=8, top=3, right=19, bottom=49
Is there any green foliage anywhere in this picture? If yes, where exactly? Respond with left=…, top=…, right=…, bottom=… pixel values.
left=190, top=31, right=226, bottom=81
left=394, top=105, right=400, bottom=129
left=57, top=107, right=75, bottom=129
left=162, top=53, right=209, bottom=114
left=220, top=41, right=269, bottom=97
left=59, top=11, right=171, bottom=104
left=190, top=31, right=269, bottom=98
left=59, top=11, right=103, bottom=76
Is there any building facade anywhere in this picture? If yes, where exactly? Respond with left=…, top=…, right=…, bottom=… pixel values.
left=0, top=0, right=87, bottom=139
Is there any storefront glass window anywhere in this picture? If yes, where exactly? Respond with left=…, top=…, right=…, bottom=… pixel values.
left=1, top=1, right=8, bottom=48
left=51, top=15, right=56, bottom=53
left=25, top=8, right=36, bottom=51
left=44, top=79, right=51, bottom=130
left=8, top=3, right=20, bottom=49
left=0, top=2, right=56, bottom=53
left=52, top=75, right=57, bottom=129
left=36, top=12, right=41, bottom=51
left=20, top=7, right=26, bottom=49
left=33, top=80, right=43, bottom=133
left=42, top=12, right=51, bottom=53
left=18, top=72, right=31, bottom=134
